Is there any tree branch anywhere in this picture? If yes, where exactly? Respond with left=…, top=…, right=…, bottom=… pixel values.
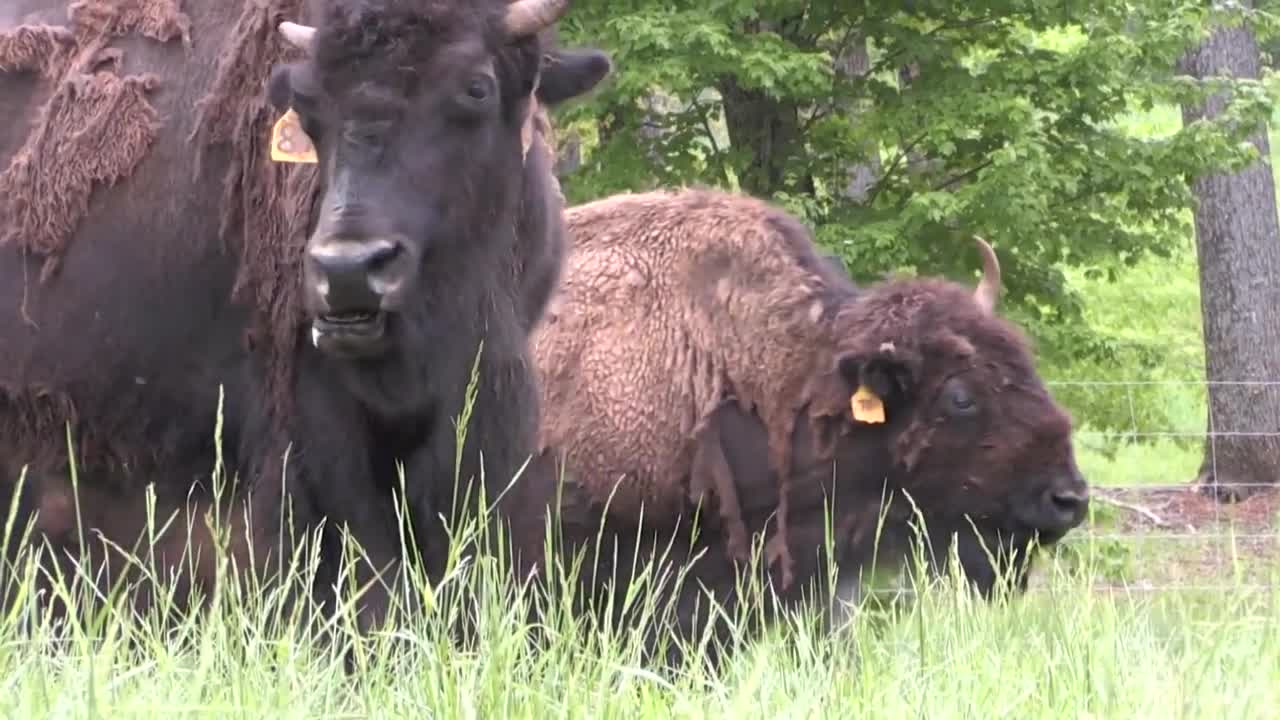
left=867, top=131, right=929, bottom=205
left=933, top=158, right=994, bottom=191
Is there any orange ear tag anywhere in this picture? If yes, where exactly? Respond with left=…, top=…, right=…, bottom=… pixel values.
left=850, top=385, right=886, bottom=424
left=270, top=109, right=318, bottom=164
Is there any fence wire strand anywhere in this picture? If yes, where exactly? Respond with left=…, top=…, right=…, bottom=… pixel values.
left=1021, top=378, right=1278, bottom=596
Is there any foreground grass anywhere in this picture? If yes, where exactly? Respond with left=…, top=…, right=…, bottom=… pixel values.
left=0, top=448, right=1275, bottom=720
left=0, top=538, right=1274, bottom=719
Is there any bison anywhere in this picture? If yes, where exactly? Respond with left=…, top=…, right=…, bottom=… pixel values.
left=0, top=0, right=611, bottom=631
left=530, top=188, right=1089, bottom=644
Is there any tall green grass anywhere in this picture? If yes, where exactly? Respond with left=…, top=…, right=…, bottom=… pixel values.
left=0, top=380, right=1275, bottom=718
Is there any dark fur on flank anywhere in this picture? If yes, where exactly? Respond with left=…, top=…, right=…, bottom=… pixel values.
left=0, top=0, right=611, bottom=635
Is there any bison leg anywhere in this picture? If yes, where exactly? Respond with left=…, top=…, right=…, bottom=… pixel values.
left=764, top=422, right=798, bottom=592
left=688, top=419, right=751, bottom=565
left=327, top=496, right=403, bottom=633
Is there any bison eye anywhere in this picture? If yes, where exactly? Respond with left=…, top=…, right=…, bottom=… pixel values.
left=460, top=74, right=496, bottom=107
left=942, top=379, right=978, bottom=417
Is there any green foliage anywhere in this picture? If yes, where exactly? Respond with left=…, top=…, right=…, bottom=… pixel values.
left=1042, top=240, right=1207, bottom=443
left=550, top=1, right=1279, bottom=392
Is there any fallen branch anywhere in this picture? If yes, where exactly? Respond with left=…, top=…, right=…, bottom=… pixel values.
left=1093, top=492, right=1170, bottom=528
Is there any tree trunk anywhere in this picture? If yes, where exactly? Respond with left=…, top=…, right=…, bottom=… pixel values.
left=834, top=35, right=880, bottom=202
left=1179, top=6, right=1280, bottom=501
left=554, top=131, right=582, bottom=178
left=716, top=15, right=809, bottom=198
left=717, top=74, right=803, bottom=197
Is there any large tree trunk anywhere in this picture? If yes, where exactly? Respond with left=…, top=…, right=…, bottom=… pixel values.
left=834, top=35, right=880, bottom=202
left=717, top=75, right=804, bottom=197
left=1179, top=6, right=1280, bottom=501
left=716, top=15, right=810, bottom=198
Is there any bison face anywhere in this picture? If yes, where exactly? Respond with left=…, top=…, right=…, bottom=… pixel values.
left=833, top=337, right=1086, bottom=532
left=821, top=238, right=1088, bottom=590
left=266, top=1, right=609, bottom=359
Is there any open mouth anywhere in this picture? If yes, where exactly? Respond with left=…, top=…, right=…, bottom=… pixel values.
left=318, top=310, right=382, bottom=329
left=312, top=310, right=388, bottom=350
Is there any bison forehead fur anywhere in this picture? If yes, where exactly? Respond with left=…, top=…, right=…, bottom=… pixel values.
left=533, top=186, right=1087, bottom=601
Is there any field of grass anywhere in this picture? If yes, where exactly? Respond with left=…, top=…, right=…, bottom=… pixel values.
left=3, top=31, right=1279, bottom=720
left=0, top=479, right=1275, bottom=719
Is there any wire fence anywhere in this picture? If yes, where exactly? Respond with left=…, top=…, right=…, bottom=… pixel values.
left=1008, top=379, right=1279, bottom=595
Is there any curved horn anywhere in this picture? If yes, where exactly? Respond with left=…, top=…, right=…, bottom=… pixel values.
left=504, top=0, right=570, bottom=39
left=972, top=236, right=1001, bottom=314
left=279, top=21, right=317, bottom=53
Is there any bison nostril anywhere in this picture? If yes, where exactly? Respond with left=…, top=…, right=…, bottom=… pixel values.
left=1048, top=489, right=1088, bottom=517
left=366, top=242, right=401, bottom=273
left=308, top=237, right=406, bottom=304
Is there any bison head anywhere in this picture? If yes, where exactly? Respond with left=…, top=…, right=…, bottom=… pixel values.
left=814, top=238, right=1088, bottom=590
left=266, top=0, right=610, bottom=358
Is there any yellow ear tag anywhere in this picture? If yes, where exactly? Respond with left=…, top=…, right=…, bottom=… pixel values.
left=270, top=109, right=317, bottom=164
left=850, top=385, right=886, bottom=424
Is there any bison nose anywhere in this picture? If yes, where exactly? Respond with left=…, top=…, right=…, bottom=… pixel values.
left=1042, top=483, right=1089, bottom=530
left=308, top=238, right=405, bottom=308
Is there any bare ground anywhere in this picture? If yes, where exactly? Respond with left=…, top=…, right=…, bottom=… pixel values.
left=1049, top=485, right=1279, bottom=591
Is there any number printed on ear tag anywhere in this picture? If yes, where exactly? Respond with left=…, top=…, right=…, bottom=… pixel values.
left=850, top=385, right=886, bottom=424
left=270, top=108, right=318, bottom=164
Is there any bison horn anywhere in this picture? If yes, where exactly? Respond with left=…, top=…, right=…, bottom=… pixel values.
left=279, top=21, right=317, bottom=53
left=504, top=0, right=570, bottom=38
left=973, top=236, right=1001, bottom=314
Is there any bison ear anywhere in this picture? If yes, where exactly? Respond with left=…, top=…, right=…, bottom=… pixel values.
left=537, top=48, right=612, bottom=106
left=267, top=64, right=297, bottom=112
left=835, top=341, right=922, bottom=412
left=268, top=62, right=321, bottom=114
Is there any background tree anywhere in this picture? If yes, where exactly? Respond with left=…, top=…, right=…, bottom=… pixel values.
left=1177, top=1, right=1280, bottom=500
left=550, top=1, right=1280, bottom=494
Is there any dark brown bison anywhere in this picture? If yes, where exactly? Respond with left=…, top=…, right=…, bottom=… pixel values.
left=530, top=188, right=1089, bottom=644
left=0, top=0, right=611, bottom=631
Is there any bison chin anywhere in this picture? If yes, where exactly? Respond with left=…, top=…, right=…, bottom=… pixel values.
left=914, top=516, right=1079, bottom=599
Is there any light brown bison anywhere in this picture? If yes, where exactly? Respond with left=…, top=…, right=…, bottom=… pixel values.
left=531, top=187, right=1089, bottom=600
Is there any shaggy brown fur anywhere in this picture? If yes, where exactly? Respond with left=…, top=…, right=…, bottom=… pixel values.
left=3, top=1, right=581, bottom=453
left=532, top=188, right=855, bottom=589
left=1, top=65, right=160, bottom=278
left=189, top=0, right=314, bottom=429
left=0, top=24, right=76, bottom=75
left=534, top=187, right=1085, bottom=599
left=0, top=0, right=192, bottom=279
left=67, top=0, right=193, bottom=46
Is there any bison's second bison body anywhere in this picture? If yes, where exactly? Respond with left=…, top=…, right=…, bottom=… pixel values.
left=0, top=0, right=611, bottom=630
left=531, top=188, right=1089, bottom=628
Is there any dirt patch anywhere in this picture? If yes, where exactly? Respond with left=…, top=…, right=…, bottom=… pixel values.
left=1060, top=485, right=1278, bottom=590
left=1100, top=484, right=1278, bottom=535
